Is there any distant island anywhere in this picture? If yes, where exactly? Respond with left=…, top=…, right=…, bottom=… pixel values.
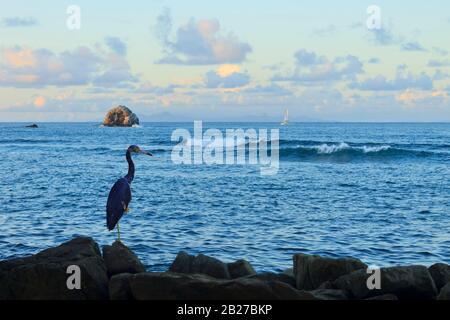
left=103, top=106, right=139, bottom=127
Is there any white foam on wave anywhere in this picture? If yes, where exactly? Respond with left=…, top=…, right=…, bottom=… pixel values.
left=315, top=143, right=350, bottom=154
left=361, top=145, right=391, bottom=153
left=309, top=143, right=392, bottom=154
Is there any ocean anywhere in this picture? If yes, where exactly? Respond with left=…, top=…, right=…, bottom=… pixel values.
left=0, top=122, right=449, bottom=272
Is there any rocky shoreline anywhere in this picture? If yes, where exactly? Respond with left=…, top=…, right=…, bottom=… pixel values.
left=0, top=237, right=449, bottom=300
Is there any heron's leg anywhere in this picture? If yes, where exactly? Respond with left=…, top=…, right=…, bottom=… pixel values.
left=117, top=222, right=121, bottom=242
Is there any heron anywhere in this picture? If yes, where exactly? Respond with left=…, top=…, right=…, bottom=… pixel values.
left=106, top=145, right=152, bottom=241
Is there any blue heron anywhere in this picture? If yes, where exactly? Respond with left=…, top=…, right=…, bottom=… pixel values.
left=106, top=145, right=152, bottom=241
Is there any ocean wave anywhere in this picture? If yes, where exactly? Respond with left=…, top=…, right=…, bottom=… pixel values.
left=279, top=143, right=435, bottom=161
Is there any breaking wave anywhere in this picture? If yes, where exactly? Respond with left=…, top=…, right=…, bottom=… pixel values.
left=279, top=142, right=437, bottom=161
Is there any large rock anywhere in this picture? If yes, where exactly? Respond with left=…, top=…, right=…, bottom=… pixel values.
left=227, top=259, right=256, bottom=279
left=309, top=289, right=350, bottom=300
left=102, top=241, right=146, bottom=277
left=169, top=251, right=230, bottom=279
left=248, top=272, right=296, bottom=288
left=366, top=294, right=398, bottom=300
left=293, top=253, right=367, bottom=290
left=333, top=265, right=438, bottom=300
left=103, top=105, right=139, bottom=127
left=0, top=237, right=108, bottom=300
left=129, top=272, right=318, bottom=300
left=109, top=273, right=133, bottom=300
left=428, top=263, right=450, bottom=291
left=437, top=282, right=450, bottom=300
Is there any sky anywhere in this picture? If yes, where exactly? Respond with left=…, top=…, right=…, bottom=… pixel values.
left=0, top=0, right=450, bottom=122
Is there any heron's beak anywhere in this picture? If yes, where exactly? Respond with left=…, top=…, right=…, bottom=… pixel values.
left=140, top=150, right=153, bottom=156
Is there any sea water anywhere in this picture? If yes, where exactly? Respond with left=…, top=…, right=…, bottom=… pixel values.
left=0, top=122, right=449, bottom=271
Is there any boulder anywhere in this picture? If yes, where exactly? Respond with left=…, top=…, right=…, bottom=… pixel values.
left=366, top=294, right=398, bottom=300
left=169, top=252, right=230, bottom=279
left=293, top=253, right=367, bottom=290
left=333, top=265, right=438, bottom=300
left=102, top=241, right=146, bottom=277
left=109, top=273, right=133, bottom=300
left=283, top=268, right=294, bottom=277
left=247, top=272, right=296, bottom=288
left=309, top=289, right=350, bottom=300
left=0, top=237, right=108, bottom=300
left=227, top=259, right=256, bottom=279
left=129, top=272, right=318, bottom=300
left=102, top=105, right=139, bottom=127
left=428, top=263, right=450, bottom=291
left=437, top=282, right=450, bottom=300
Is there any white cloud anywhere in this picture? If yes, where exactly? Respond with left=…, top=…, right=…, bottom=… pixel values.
left=349, top=66, right=434, bottom=91
left=155, top=9, right=252, bottom=65
left=0, top=39, right=137, bottom=88
left=272, top=51, right=363, bottom=84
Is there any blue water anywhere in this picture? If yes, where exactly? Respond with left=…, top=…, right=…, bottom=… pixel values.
left=0, top=122, right=449, bottom=272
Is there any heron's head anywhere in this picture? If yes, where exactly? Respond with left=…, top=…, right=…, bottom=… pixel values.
left=128, top=145, right=153, bottom=156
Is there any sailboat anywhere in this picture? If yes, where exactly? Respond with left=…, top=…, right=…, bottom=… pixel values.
left=280, top=109, right=289, bottom=125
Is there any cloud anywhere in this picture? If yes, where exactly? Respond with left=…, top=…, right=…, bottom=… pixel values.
left=368, top=27, right=401, bottom=46
left=133, top=82, right=179, bottom=95
left=432, top=47, right=449, bottom=56
left=242, top=84, right=292, bottom=96
left=349, top=67, right=434, bottom=91
left=0, top=39, right=137, bottom=88
left=368, top=57, right=380, bottom=64
left=428, top=59, right=450, bottom=67
left=154, top=9, right=252, bottom=65
left=294, top=49, right=326, bottom=66
left=105, top=37, right=127, bottom=56
left=272, top=51, right=363, bottom=84
left=1, top=17, right=38, bottom=27
left=204, top=67, right=250, bottom=89
left=395, top=89, right=448, bottom=106
left=33, top=96, right=46, bottom=108
left=401, top=42, right=427, bottom=52
left=432, top=70, right=450, bottom=80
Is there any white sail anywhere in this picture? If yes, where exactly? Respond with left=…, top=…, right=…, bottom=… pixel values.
left=281, top=109, right=289, bottom=125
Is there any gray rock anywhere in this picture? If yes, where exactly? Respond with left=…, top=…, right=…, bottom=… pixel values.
left=317, top=281, right=334, bottom=289
left=102, top=241, right=146, bottom=277
left=248, top=272, right=296, bottom=288
left=366, top=294, right=398, bottom=300
left=169, top=251, right=230, bottom=279
left=333, top=265, right=438, bottom=300
left=309, top=289, right=350, bottom=300
left=129, top=272, right=318, bottom=300
left=437, top=282, right=450, bottom=300
left=283, top=268, right=294, bottom=277
left=103, top=106, right=139, bottom=127
left=293, top=253, right=367, bottom=290
left=109, top=273, right=133, bottom=300
left=428, top=263, right=450, bottom=291
left=0, top=237, right=108, bottom=300
left=227, top=259, right=256, bottom=279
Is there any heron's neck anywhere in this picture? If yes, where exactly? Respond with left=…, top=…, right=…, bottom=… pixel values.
left=125, top=150, right=135, bottom=183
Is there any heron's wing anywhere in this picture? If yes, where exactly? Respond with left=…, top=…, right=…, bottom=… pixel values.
left=106, top=178, right=131, bottom=230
